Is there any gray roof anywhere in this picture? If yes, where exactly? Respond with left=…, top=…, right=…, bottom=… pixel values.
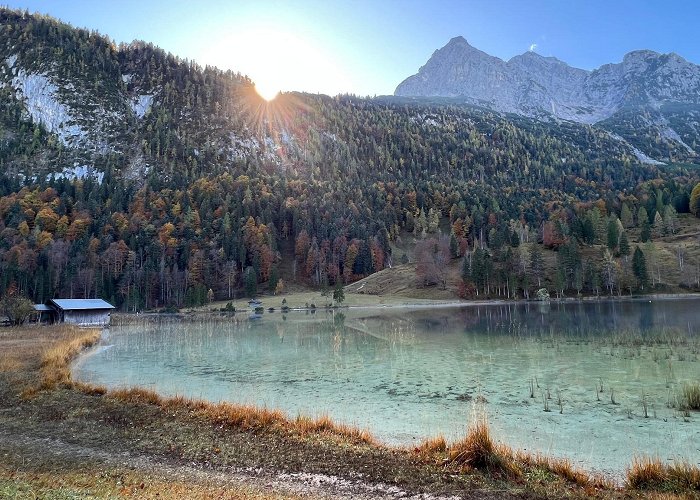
left=34, top=304, right=52, bottom=311
left=49, top=299, right=115, bottom=311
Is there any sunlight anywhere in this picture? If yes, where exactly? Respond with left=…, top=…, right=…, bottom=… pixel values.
left=206, top=24, right=351, bottom=96
left=254, top=82, right=279, bottom=101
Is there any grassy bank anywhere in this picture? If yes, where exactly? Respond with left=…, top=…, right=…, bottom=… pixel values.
left=2, top=325, right=700, bottom=498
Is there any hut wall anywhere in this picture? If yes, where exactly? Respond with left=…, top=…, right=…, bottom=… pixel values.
left=63, top=310, right=111, bottom=326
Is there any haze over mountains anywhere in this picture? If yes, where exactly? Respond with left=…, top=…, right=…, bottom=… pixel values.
left=396, top=36, right=700, bottom=163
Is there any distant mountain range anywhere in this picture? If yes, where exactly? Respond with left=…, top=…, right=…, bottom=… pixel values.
left=395, top=37, right=700, bottom=163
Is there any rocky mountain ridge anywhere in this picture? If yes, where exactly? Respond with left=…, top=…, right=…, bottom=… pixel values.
left=396, top=37, right=700, bottom=163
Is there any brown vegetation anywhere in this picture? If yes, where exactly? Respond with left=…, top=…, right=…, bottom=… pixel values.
left=438, top=410, right=608, bottom=489
left=108, top=388, right=376, bottom=445
left=36, top=328, right=101, bottom=391
left=627, top=456, right=700, bottom=492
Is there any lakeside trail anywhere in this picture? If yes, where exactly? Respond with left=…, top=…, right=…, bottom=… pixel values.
left=0, top=431, right=472, bottom=499
left=1, top=324, right=698, bottom=498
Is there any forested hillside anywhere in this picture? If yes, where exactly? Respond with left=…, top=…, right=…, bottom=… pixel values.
left=1, top=9, right=699, bottom=310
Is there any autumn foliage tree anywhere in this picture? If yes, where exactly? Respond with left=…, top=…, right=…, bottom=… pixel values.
left=415, top=237, right=450, bottom=289
left=0, top=290, right=35, bottom=326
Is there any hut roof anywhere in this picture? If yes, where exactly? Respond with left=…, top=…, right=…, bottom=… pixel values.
left=49, top=299, right=115, bottom=311
left=34, top=304, right=52, bottom=311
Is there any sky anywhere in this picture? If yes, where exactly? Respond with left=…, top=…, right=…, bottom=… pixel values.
left=4, top=0, right=700, bottom=98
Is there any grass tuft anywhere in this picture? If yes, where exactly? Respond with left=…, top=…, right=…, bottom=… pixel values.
left=627, top=456, right=700, bottom=492
left=668, top=461, right=700, bottom=490
left=627, top=457, right=669, bottom=489
left=416, top=434, right=447, bottom=453
left=679, top=382, right=700, bottom=410
left=444, top=410, right=524, bottom=478
left=448, top=416, right=494, bottom=469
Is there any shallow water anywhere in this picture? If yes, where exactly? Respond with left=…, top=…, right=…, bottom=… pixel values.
left=74, top=298, right=700, bottom=477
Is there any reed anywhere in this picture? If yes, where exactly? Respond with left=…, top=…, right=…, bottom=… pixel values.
left=679, top=382, right=700, bottom=410
left=556, top=389, right=563, bottom=414
left=641, top=393, right=649, bottom=418
left=542, top=390, right=551, bottom=412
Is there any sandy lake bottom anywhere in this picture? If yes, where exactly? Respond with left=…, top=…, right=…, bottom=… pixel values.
left=74, top=298, right=700, bottom=479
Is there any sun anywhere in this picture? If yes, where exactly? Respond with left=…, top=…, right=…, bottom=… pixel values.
left=206, top=24, right=350, bottom=99
left=254, top=82, right=279, bottom=101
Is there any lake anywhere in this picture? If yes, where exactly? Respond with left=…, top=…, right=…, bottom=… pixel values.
left=73, top=297, right=700, bottom=477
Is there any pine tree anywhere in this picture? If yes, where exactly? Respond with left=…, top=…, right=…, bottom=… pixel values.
left=619, top=231, right=630, bottom=257
left=637, top=207, right=649, bottom=228
left=333, top=280, right=345, bottom=305
left=663, top=205, right=677, bottom=235
left=414, top=208, right=427, bottom=237
left=653, top=211, right=663, bottom=238
left=607, top=218, right=619, bottom=251
left=427, top=207, right=440, bottom=233
left=632, top=247, right=649, bottom=291
left=640, top=217, right=651, bottom=243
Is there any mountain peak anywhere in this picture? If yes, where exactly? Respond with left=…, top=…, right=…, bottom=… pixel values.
left=622, top=49, right=660, bottom=63
left=396, top=38, right=700, bottom=126
left=446, top=36, right=470, bottom=46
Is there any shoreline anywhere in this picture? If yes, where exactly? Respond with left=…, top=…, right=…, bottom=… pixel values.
left=4, top=325, right=700, bottom=497
left=114, top=291, right=700, bottom=319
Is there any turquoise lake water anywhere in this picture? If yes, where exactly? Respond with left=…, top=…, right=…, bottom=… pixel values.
left=74, top=298, right=700, bottom=477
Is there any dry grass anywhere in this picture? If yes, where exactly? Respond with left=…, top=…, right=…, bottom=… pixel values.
left=516, top=451, right=609, bottom=489
left=415, top=434, right=447, bottom=453
left=0, top=466, right=310, bottom=499
left=107, top=387, right=376, bottom=445
left=442, top=411, right=522, bottom=479
left=447, top=415, right=496, bottom=469
left=36, top=328, right=101, bottom=391
left=0, top=357, right=21, bottom=373
left=627, top=456, right=700, bottom=492
left=627, top=457, right=669, bottom=489
left=434, top=410, right=609, bottom=488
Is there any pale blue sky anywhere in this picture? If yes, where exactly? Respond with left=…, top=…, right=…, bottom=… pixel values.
left=5, top=1, right=699, bottom=96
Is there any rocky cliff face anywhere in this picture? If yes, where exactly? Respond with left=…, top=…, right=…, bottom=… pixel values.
left=396, top=37, right=700, bottom=162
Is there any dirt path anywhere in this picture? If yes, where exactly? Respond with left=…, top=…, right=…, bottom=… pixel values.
left=0, top=429, right=488, bottom=499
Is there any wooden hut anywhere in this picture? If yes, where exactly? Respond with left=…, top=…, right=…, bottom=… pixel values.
left=48, top=299, right=115, bottom=326
left=33, top=304, right=52, bottom=323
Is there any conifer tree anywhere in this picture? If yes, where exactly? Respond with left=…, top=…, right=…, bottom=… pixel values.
left=632, top=247, right=649, bottom=290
